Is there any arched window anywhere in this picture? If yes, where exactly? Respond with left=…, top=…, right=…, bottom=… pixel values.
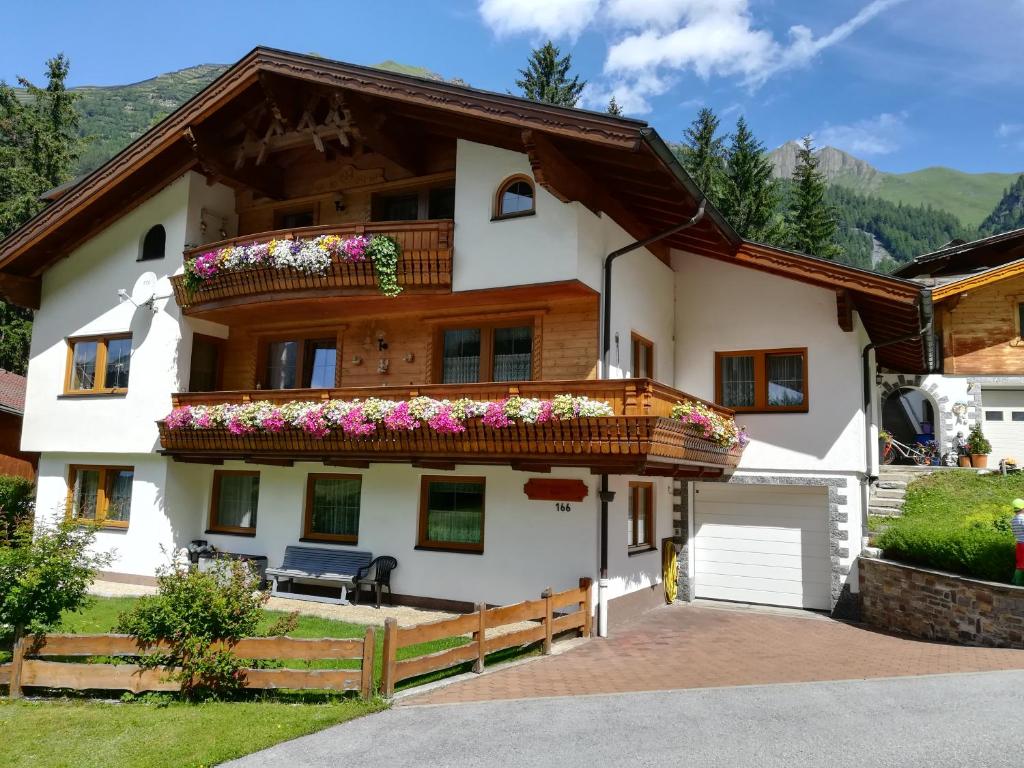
left=493, top=176, right=535, bottom=220
left=139, top=224, right=166, bottom=261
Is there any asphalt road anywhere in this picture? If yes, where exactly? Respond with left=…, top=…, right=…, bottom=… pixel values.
left=225, top=670, right=1024, bottom=767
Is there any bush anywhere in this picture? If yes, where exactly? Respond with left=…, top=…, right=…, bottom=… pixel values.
left=876, top=471, right=1017, bottom=583
left=116, top=558, right=297, bottom=700
left=967, top=423, right=992, bottom=455
left=0, top=519, right=111, bottom=645
left=0, top=475, right=35, bottom=543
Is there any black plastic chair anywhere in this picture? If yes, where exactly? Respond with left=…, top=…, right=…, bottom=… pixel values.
left=351, top=556, right=398, bottom=608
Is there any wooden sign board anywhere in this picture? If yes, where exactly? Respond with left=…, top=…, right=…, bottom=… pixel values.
left=523, top=478, right=589, bottom=502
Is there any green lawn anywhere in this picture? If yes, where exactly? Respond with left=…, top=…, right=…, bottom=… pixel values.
left=0, top=698, right=383, bottom=768
left=873, top=470, right=1019, bottom=582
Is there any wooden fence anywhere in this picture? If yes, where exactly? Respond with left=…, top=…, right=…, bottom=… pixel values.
left=0, top=627, right=376, bottom=700
left=380, top=578, right=592, bottom=696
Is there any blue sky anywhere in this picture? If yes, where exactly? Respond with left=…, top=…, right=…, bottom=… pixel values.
left=2, top=0, right=1023, bottom=174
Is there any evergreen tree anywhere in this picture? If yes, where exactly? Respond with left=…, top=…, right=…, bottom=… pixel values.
left=606, top=96, right=623, bottom=116
left=0, top=54, right=83, bottom=374
left=719, top=116, right=784, bottom=244
left=515, top=41, right=586, bottom=107
left=978, top=175, right=1024, bottom=237
left=785, top=136, right=842, bottom=260
left=676, top=107, right=726, bottom=201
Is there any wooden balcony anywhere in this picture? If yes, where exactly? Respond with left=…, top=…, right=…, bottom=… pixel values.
left=170, top=220, right=453, bottom=313
left=158, top=379, right=743, bottom=476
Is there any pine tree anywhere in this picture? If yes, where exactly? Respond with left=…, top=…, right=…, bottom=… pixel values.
left=676, top=107, right=726, bottom=201
left=719, top=116, right=784, bottom=244
left=978, top=175, right=1024, bottom=237
left=515, top=41, right=586, bottom=107
left=0, top=54, right=83, bottom=374
left=786, top=136, right=842, bottom=260
left=606, top=96, right=623, bottom=116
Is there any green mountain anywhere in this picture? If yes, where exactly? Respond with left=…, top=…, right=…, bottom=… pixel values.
left=23, top=61, right=450, bottom=176
left=978, top=175, right=1024, bottom=236
left=769, top=141, right=1022, bottom=229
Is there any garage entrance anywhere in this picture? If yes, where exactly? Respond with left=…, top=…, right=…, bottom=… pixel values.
left=692, top=483, right=831, bottom=611
left=981, top=388, right=1024, bottom=465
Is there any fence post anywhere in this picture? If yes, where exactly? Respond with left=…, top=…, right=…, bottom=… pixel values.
left=360, top=626, right=376, bottom=700
left=542, top=587, right=553, bottom=655
left=8, top=632, right=26, bottom=700
left=381, top=618, right=398, bottom=697
left=580, top=577, right=593, bottom=638
left=473, top=603, right=486, bottom=674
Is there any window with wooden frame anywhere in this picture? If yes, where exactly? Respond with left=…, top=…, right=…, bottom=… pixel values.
left=715, top=348, right=809, bottom=413
left=64, top=334, right=132, bottom=394
left=632, top=333, right=654, bottom=378
left=1017, top=301, right=1024, bottom=341
left=188, top=334, right=224, bottom=392
left=436, top=322, right=535, bottom=383
left=492, top=175, right=535, bottom=220
left=209, top=470, right=260, bottom=535
left=303, top=474, right=361, bottom=543
left=260, top=334, right=339, bottom=389
left=627, top=482, right=654, bottom=552
left=67, top=465, right=134, bottom=528
left=417, top=476, right=485, bottom=553
left=370, top=183, right=455, bottom=222
left=274, top=207, right=316, bottom=229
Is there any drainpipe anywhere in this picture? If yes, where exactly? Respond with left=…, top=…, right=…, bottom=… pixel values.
left=596, top=199, right=707, bottom=638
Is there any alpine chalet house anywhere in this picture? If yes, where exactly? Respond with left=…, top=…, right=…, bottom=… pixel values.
left=0, top=49, right=930, bottom=627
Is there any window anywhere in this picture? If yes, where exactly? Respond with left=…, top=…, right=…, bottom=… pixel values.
left=262, top=336, right=337, bottom=389
left=189, top=334, right=224, bottom=392
left=68, top=465, right=134, bottom=528
left=438, top=323, right=534, bottom=383
left=493, top=176, right=535, bottom=220
left=140, top=225, right=166, bottom=261
left=632, top=333, right=654, bottom=378
left=372, top=193, right=420, bottom=222
left=428, top=186, right=456, bottom=220
left=627, top=482, right=654, bottom=552
left=986, top=411, right=1004, bottom=421
left=418, top=476, right=485, bottom=553
left=65, top=334, right=132, bottom=394
left=275, top=209, right=315, bottom=229
left=370, top=184, right=456, bottom=222
left=1014, top=412, right=1024, bottom=422
left=715, top=348, right=808, bottom=413
left=209, top=471, right=260, bottom=534
left=303, top=474, right=361, bottom=543
left=1018, top=302, right=1024, bottom=339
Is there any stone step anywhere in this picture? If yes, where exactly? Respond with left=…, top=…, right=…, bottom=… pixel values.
left=872, top=488, right=906, bottom=501
left=876, top=480, right=908, bottom=490
left=868, top=506, right=903, bottom=517
left=867, top=496, right=904, bottom=509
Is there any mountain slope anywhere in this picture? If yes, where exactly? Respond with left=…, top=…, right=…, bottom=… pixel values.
left=769, top=142, right=1021, bottom=228
left=979, top=175, right=1024, bottom=236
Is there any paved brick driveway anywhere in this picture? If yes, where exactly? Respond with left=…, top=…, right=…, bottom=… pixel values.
left=402, top=603, right=1024, bottom=705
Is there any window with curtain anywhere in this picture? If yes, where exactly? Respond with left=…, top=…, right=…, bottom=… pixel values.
left=68, top=466, right=134, bottom=527
left=418, top=477, right=485, bottom=553
left=628, top=482, right=654, bottom=551
left=265, top=341, right=299, bottom=389
left=210, top=471, right=260, bottom=533
left=439, top=324, right=533, bottom=383
left=66, top=335, right=131, bottom=394
left=304, top=475, right=361, bottom=542
left=715, top=348, right=808, bottom=413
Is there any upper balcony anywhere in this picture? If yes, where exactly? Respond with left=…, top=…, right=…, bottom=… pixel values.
left=157, top=378, right=745, bottom=477
left=170, top=220, right=453, bottom=315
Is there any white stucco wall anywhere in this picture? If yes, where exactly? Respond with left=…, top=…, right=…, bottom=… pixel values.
left=672, top=250, right=868, bottom=474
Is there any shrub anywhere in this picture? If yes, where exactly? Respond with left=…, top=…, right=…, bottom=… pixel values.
left=0, top=519, right=111, bottom=645
left=116, top=558, right=296, bottom=700
left=877, top=471, right=1018, bottom=583
left=0, top=475, right=35, bottom=543
left=967, top=423, right=992, bottom=455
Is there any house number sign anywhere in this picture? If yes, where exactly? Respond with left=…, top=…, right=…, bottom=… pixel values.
left=523, top=478, right=590, bottom=506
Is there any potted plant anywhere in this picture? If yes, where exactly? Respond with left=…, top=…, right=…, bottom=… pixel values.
left=967, top=423, right=992, bottom=468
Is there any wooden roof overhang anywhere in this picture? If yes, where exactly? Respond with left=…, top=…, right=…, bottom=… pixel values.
left=895, top=228, right=1024, bottom=281
left=929, top=256, right=1024, bottom=303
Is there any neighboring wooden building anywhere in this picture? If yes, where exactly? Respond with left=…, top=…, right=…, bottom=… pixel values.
left=0, top=370, right=38, bottom=479
left=0, top=48, right=929, bottom=624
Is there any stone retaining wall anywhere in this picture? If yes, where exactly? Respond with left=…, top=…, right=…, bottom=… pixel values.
left=859, top=556, right=1024, bottom=649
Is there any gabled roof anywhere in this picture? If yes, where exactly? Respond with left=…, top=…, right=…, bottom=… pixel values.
left=894, top=227, right=1024, bottom=281
left=0, top=47, right=929, bottom=371
left=0, top=371, right=27, bottom=415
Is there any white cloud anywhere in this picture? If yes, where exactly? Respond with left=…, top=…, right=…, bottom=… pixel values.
left=815, top=112, right=908, bottom=156
left=478, top=0, right=601, bottom=39
left=997, top=123, right=1024, bottom=138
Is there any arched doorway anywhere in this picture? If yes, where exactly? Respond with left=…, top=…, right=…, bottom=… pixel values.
left=882, top=387, right=937, bottom=464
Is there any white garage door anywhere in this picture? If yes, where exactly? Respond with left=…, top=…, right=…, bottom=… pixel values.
left=982, top=389, right=1024, bottom=465
left=693, top=483, right=831, bottom=610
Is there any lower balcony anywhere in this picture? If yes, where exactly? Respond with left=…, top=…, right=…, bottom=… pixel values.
left=158, top=379, right=744, bottom=476
left=170, top=220, right=453, bottom=313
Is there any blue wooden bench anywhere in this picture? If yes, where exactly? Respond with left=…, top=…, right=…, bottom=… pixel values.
left=266, top=546, right=373, bottom=604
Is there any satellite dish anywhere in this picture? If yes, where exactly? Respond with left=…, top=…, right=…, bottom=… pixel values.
left=118, top=272, right=159, bottom=313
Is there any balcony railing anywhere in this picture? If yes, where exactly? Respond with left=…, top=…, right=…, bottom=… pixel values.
left=170, top=220, right=453, bottom=312
left=159, top=379, right=743, bottom=475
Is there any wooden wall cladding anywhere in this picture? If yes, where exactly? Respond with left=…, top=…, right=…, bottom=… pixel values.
left=941, top=273, right=1024, bottom=375
left=523, top=478, right=590, bottom=502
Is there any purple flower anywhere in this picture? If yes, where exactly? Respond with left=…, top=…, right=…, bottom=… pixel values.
left=341, top=236, right=369, bottom=261
left=192, top=252, right=221, bottom=279
left=428, top=406, right=466, bottom=434
left=300, top=407, right=331, bottom=438
left=165, top=406, right=192, bottom=430
left=536, top=401, right=553, bottom=424
left=482, top=400, right=511, bottom=429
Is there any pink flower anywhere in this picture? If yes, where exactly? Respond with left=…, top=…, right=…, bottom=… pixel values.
left=340, top=406, right=376, bottom=437
left=482, top=400, right=511, bottom=429
left=340, top=236, right=369, bottom=261
left=194, top=411, right=213, bottom=429
left=384, top=401, right=420, bottom=431
left=227, top=416, right=254, bottom=435
left=261, top=410, right=286, bottom=432
left=428, top=406, right=466, bottom=434
left=165, top=406, right=192, bottom=430
left=300, top=407, right=331, bottom=438
left=536, top=401, right=553, bottom=424
left=192, top=252, right=221, bottom=279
